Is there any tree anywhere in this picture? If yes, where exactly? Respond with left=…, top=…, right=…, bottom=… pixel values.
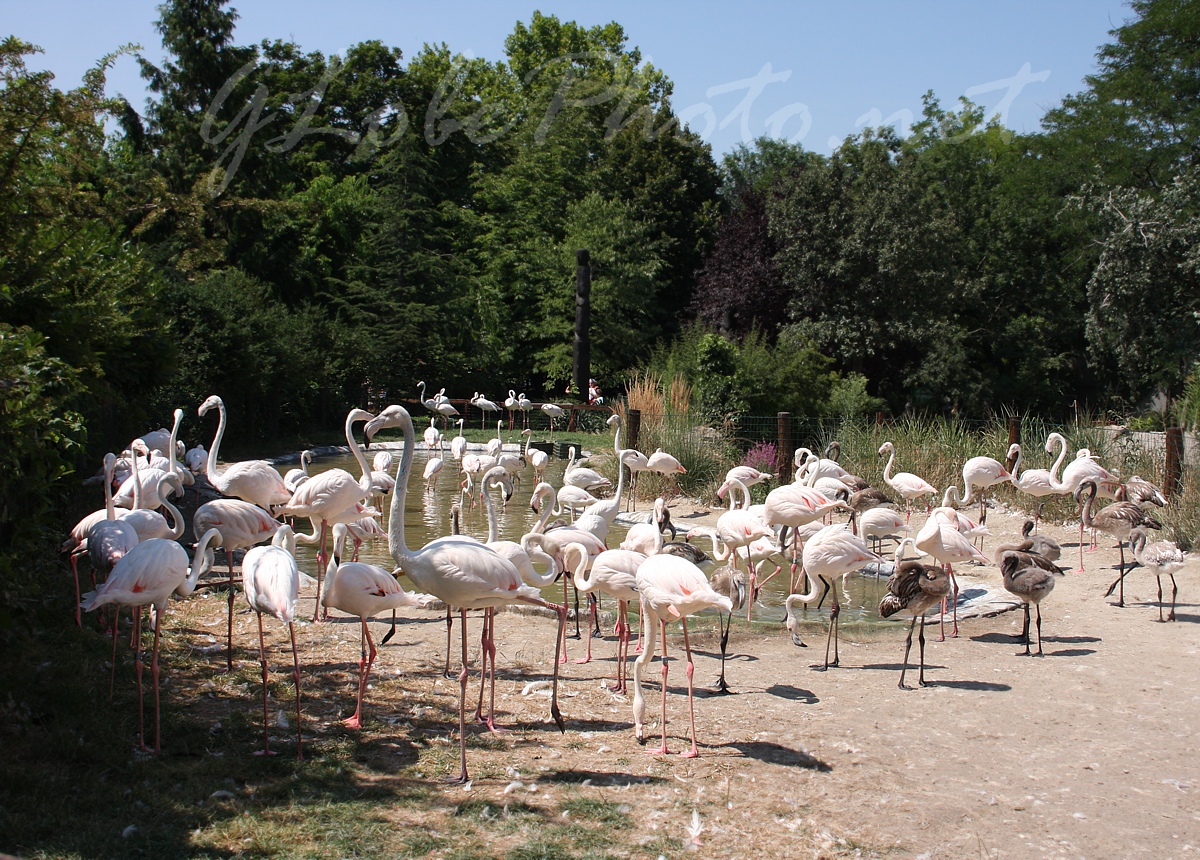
left=1080, top=166, right=1200, bottom=402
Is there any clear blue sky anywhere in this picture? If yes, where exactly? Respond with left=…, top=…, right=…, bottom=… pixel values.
left=9, top=1, right=1132, bottom=157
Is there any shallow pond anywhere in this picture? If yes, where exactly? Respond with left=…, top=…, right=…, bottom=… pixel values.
left=285, top=445, right=896, bottom=626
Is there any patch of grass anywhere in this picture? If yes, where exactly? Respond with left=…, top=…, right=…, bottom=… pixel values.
left=561, top=797, right=633, bottom=829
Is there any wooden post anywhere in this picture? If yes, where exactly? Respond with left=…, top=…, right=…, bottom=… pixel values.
left=1006, top=416, right=1021, bottom=470
left=1165, top=427, right=1184, bottom=498
left=627, top=409, right=641, bottom=453
left=572, top=249, right=591, bottom=403
left=777, top=412, right=793, bottom=484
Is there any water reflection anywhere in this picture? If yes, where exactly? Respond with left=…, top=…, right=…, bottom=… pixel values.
left=287, top=447, right=895, bottom=624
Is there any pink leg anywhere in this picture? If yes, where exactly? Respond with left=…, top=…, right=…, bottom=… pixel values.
left=313, top=521, right=329, bottom=622
left=224, top=549, right=237, bottom=672
left=151, top=619, right=162, bottom=754
left=453, top=609, right=470, bottom=784
left=679, top=619, right=699, bottom=758
left=110, top=605, right=121, bottom=698
left=649, top=618, right=671, bottom=756
left=134, top=609, right=147, bottom=751
left=614, top=600, right=629, bottom=694
left=254, top=611, right=275, bottom=756
left=948, top=565, right=959, bottom=637
left=343, top=619, right=377, bottom=729
left=288, top=622, right=303, bottom=761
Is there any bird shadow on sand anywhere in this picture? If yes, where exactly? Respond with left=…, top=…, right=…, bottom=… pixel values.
left=857, top=662, right=948, bottom=674
left=720, top=740, right=832, bottom=772
left=1167, top=612, right=1200, bottom=624
left=925, top=679, right=1012, bottom=692
left=541, top=769, right=666, bottom=786
left=762, top=684, right=819, bottom=703
left=689, top=648, right=759, bottom=665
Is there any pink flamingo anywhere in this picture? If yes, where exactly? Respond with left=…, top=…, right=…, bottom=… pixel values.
left=241, top=524, right=305, bottom=758
left=321, top=523, right=427, bottom=730
left=80, top=529, right=222, bottom=753
left=371, top=404, right=568, bottom=784
left=632, top=553, right=733, bottom=757
left=198, top=395, right=291, bottom=511
left=878, top=441, right=937, bottom=521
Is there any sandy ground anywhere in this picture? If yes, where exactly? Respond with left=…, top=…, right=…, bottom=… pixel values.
left=171, top=501, right=1200, bottom=860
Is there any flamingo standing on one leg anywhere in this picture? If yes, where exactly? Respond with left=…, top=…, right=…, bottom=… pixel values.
left=632, top=554, right=733, bottom=758
left=241, top=524, right=305, bottom=758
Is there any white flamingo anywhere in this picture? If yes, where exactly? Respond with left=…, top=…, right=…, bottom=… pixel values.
left=198, top=395, right=291, bottom=511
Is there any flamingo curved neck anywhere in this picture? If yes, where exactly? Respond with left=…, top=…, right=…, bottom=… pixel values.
left=204, top=399, right=228, bottom=485
left=882, top=446, right=897, bottom=485
left=692, top=526, right=732, bottom=562
left=343, top=409, right=374, bottom=491
left=130, top=441, right=144, bottom=509
left=386, top=407, right=417, bottom=565
left=518, top=534, right=559, bottom=585
left=104, top=455, right=118, bottom=520
left=158, top=476, right=185, bottom=540
left=1047, top=433, right=1069, bottom=486
left=178, top=528, right=222, bottom=598
left=564, top=544, right=593, bottom=591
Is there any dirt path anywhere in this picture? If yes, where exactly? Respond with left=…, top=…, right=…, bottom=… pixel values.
left=175, top=503, right=1200, bottom=859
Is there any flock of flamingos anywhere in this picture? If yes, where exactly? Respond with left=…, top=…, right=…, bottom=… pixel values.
left=62, top=392, right=1188, bottom=783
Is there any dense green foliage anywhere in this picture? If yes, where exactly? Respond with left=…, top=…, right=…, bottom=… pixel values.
left=4, top=0, right=1200, bottom=621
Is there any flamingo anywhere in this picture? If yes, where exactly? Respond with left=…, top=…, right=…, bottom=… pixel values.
left=564, top=447, right=612, bottom=493
left=504, top=390, right=519, bottom=429
left=857, top=506, right=910, bottom=555
left=1117, top=527, right=1186, bottom=622
left=711, top=477, right=774, bottom=610
left=473, top=393, right=500, bottom=430
left=80, top=528, right=222, bottom=753
left=423, top=436, right=445, bottom=485
left=959, top=452, right=1013, bottom=544
left=516, top=392, right=534, bottom=429
left=1120, top=475, right=1167, bottom=511
left=320, top=523, right=427, bottom=730
left=563, top=544, right=643, bottom=685
left=423, top=417, right=441, bottom=451
left=528, top=482, right=608, bottom=654
left=541, top=402, right=566, bottom=438
left=449, top=418, right=467, bottom=460
left=119, top=471, right=186, bottom=542
left=557, top=485, right=601, bottom=520
left=283, top=450, right=314, bottom=494
left=1008, top=435, right=1070, bottom=530
left=241, top=524, right=305, bottom=759
left=879, top=538, right=951, bottom=688
left=763, top=481, right=851, bottom=591
left=796, top=524, right=880, bottom=669
left=486, top=419, right=504, bottom=458
left=632, top=553, right=733, bottom=757
left=112, top=438, right=175, bottom=511
left=370, top=404, right=568, bottom=784
left=184, top=442, right=208, bottom=475
left=522, top=429, right=549, bottom=483
left=1020, top=519, right=1062, bottom=561
left=645, top=448, right=687, bottom=503
left=416, top=381, right=440, bottom=414
left=718, top=465, right=774, bottom=498
left=282, top=408, right=376, bottom=617
left=570, top=415, right=635, bottom=540
left=435, top=398, right=460, bottom=430
left=197, top=396, right=291, bottom=511
left=998, top=552, right=1057, bottom=656
left=877, top=441, right=937, bottom=521
left=193, top=498, right=280, bottom=670
left=914, top=513, right=989, bottom=640
left=1076, top=480, right=1161, bottom=587
left=61, top=454, right=130, bottom=626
